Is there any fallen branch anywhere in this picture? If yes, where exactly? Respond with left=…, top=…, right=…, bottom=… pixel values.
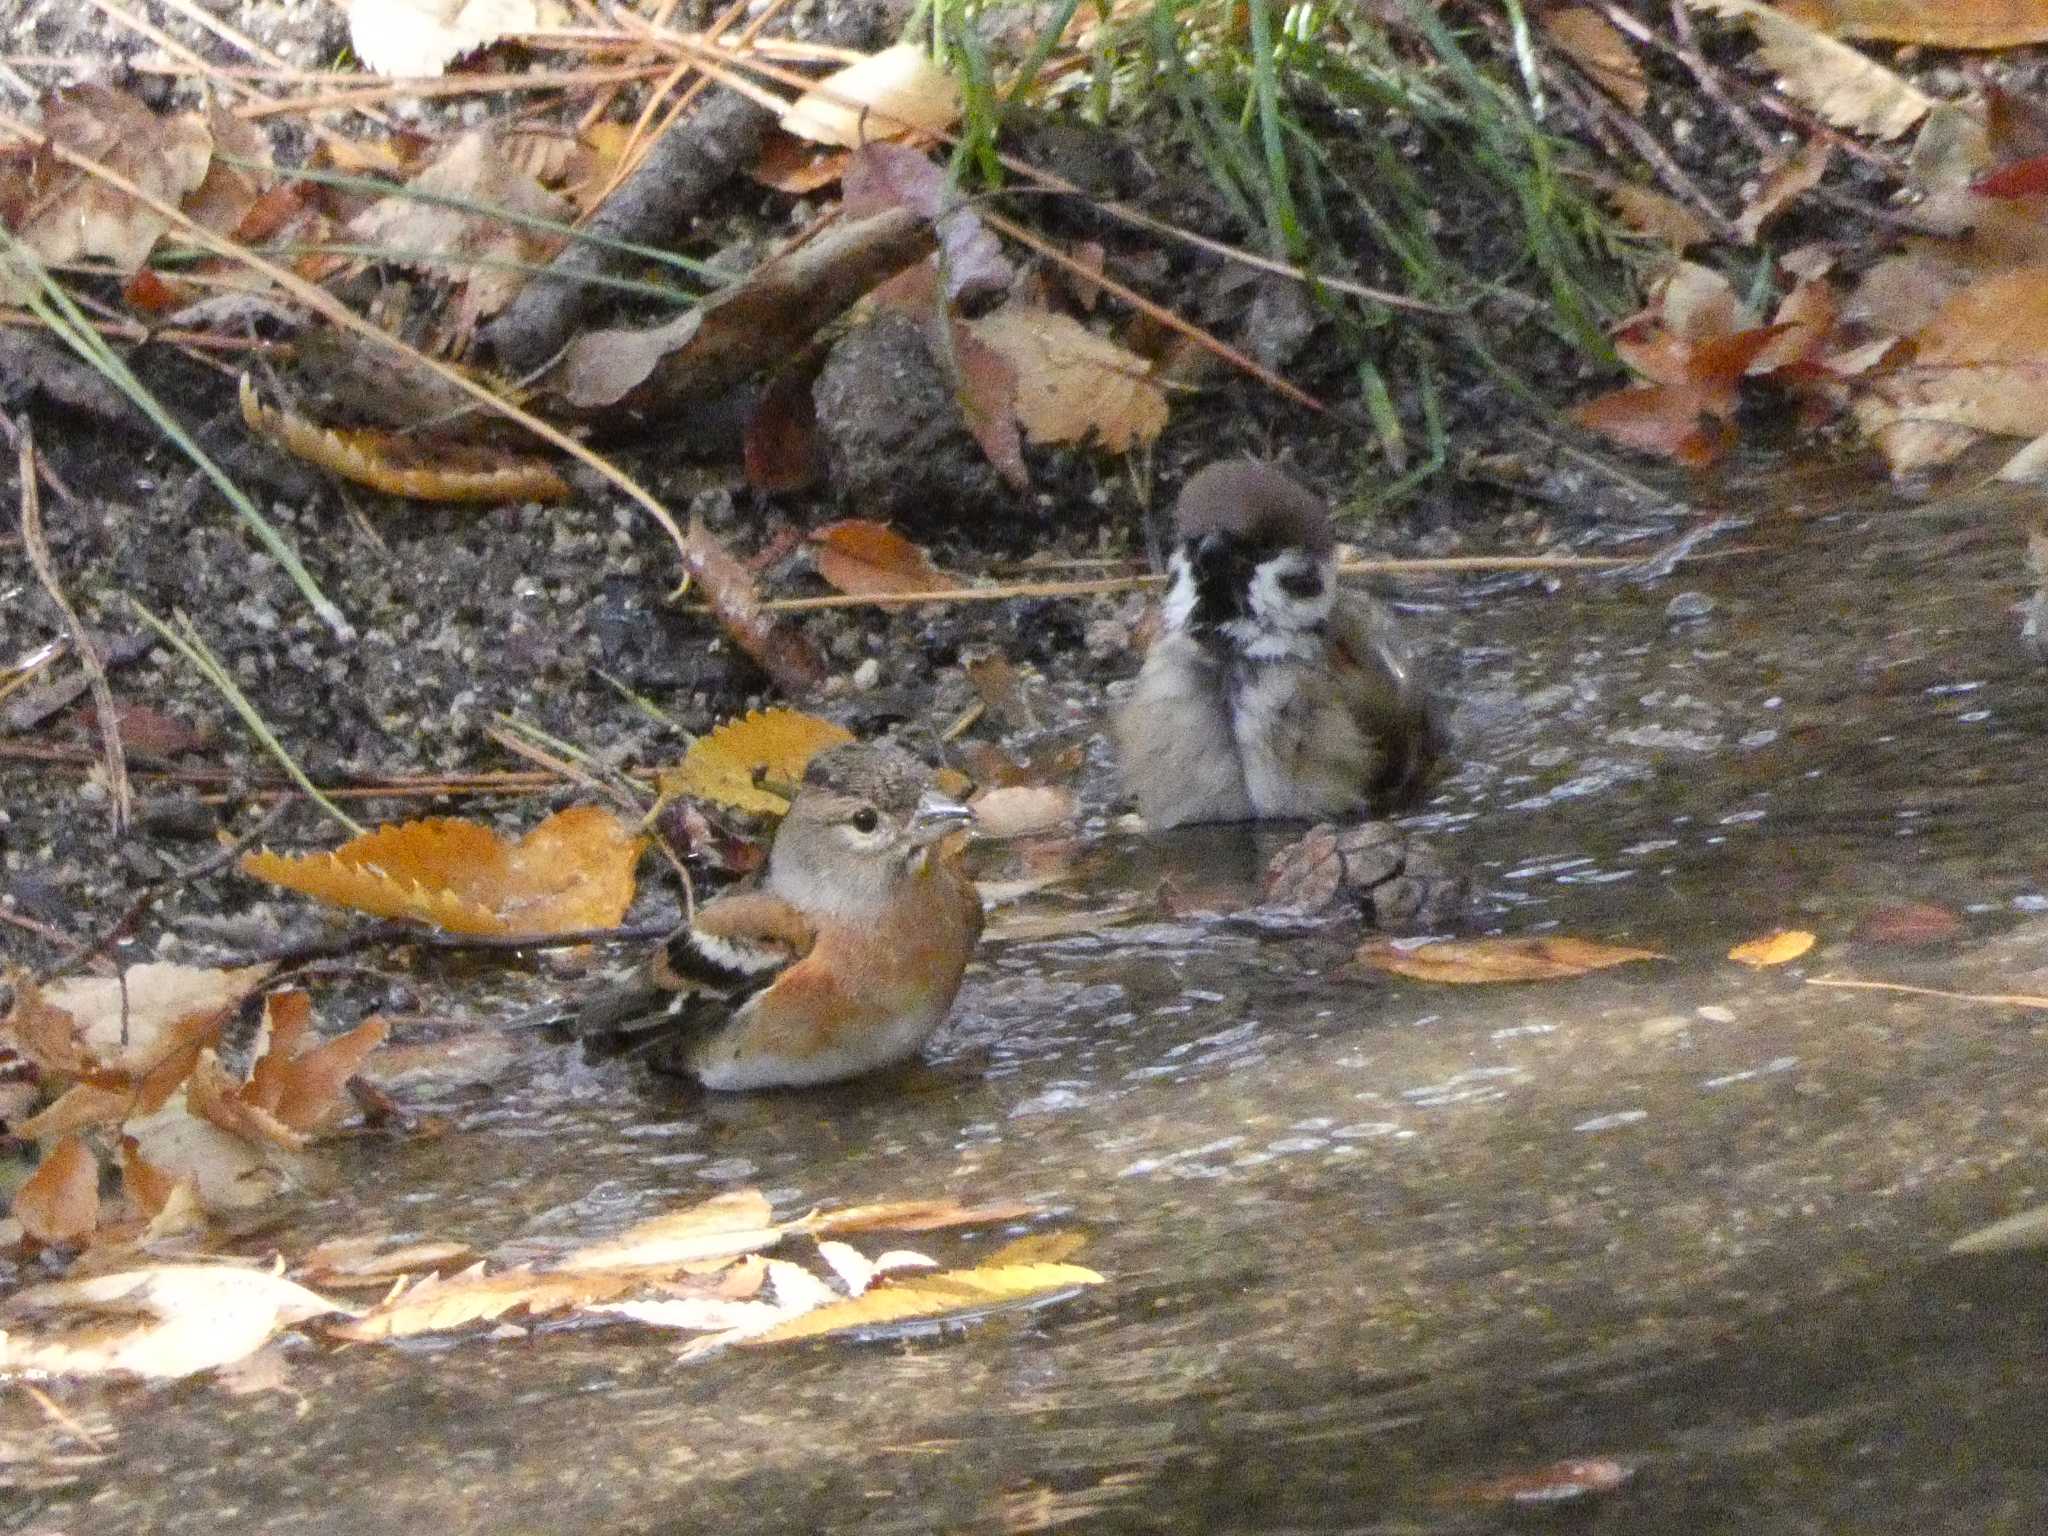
left=1805, top=976, right=2048, bottom=1010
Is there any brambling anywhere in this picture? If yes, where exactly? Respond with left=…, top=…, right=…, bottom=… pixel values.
left=1116, top=459, right=1443, bottom=830
left=572, top=743, right=983, bottom=1090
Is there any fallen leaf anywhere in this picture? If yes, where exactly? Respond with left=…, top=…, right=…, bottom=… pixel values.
left=347, top=0, right=565, bottom=78
left=977, top=1231, right=1089, bottom=1268
left=1441, top=1457, right=1635, bottom=1506
left=967, top=785, right=1077, bottom=840
left=749, top=128, right=853, bottom=194
left=966, top=303, right=1168, bottom=452
left=555, top=1190, right=786, bottom=1273
left=116, top=1135, right=181, bottom=1220
left=326, top=1263, right=660, bottom=1340
left=780, top=44, right=962, bottom=148
left=798, top=1197, right=1039, bottom=1236
left=842, top=141, right=1013, bottom=304
left=1543, top=7, right=1648, bottom=114
left=1851, top=901, right=1963, bottom=947
left=1605, top=183, right=1714, bottom=249
left=681, top=516, right=832, bottom=697
left=1728, top=929, right=1817, bottom=966
left=187, top=1050, right=308, bottom=1152
left=123, top=1096, right=298, bottom=1210
left=296, top=1235, right=477, bottom=1285
left=7, top=86, right=212, bottom=298
left=239, top=376, right=571, bottom=504
left=1689, top=0, right=1934, bottom=140
left=1356, top=935, right=1665, bottom=984
left=659, top=709, right=855, bottom=816
left=241, top=805, right=644, bottom=937
left=740, top=1260, right=1102, bottom=1345
left=1734, top=138, right=1834, bottom=243
left=1790, top=0, right=2048, bottom=48
left=13, top=1136, right=100, bottom=1246
left=0, top=1264, right=347, bottom=1379
left=31, top=962, right=271, bottom=1079
left=810, top=520, right=948, bottom=597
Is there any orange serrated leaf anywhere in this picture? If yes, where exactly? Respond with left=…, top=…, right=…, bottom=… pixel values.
left=810, top=519, right=947, bottom=597
left=14, top=1135, right=101, bottom=1245
left=1356, top=935, right=1666, bottom=984
left=239, top=375, right=570, bottom=504
left=659, top=709, right=855, bottom=815
left=241, top=804, right=645, bottom=937
left=1728, top=929, right=1817, bottom=967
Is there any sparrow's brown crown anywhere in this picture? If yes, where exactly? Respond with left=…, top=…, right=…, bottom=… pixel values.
left=1172, top=460, right=1335, bottom=559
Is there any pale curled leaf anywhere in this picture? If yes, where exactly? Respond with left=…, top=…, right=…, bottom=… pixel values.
left=1688, top=0, right=1934, bottom=139
left=797, top=1197, right=1040, bottom=1236
left=739, top=1261, right=1103, bottom=1345
left=348, top=0, right=563, bottom=78
left=780, top=45, right=962, bottom=148
left=555, top=1189, right=784, bottom=1273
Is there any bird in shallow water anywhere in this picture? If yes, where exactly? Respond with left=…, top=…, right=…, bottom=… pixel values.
left=1116, top=459, right=1444, bottom=831
left=569, top=742, right=983, bottom=1090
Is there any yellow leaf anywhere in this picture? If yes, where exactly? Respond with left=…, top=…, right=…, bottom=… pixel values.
left=740, top=1261, right=1102, bottom=1344
left=325, top=1264, right=648, bottom=1341
left=241, top=804, right=644, bottom=937
left=779, top=44, right=961, bottom=148
left=555, top=1190, right=785, bottom=1273
left=966, top=304, right=1169, bottom=452
left=1357, top=935, right=1665, bottom=984
left=1728, top=929, right=1817, bottom=967
left=977, top=1231, right=1088, bottom=1268
left=660, top=709, right=855, bottom=815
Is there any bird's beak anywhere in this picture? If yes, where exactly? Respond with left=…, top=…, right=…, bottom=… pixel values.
left=911, top=789, right=976, bottom=844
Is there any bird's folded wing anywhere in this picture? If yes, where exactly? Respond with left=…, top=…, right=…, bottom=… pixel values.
left=572, top=890, right=816, bottom=1047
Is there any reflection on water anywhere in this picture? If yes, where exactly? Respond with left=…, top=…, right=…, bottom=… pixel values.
left=18, top=466, right=2048, bottom=1535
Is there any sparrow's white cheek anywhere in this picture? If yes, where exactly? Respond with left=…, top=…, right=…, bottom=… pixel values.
left=1160, top=551, right=1198, bottom=634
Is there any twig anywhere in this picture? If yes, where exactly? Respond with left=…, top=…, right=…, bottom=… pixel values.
left=1805, top=976, right=2048, bottom=1011
left=14, top=422, right=129, bottom=833
left=230, top=916, right=676, bottom=970
left=0, top=906, right=74, bottom=947
left=35, top=798, right=298, bottom=985
left=733, top=552, right=1644, bottom=613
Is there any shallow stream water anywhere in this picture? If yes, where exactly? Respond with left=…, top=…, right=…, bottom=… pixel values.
left=15, top=461, right=2048, bottom=1534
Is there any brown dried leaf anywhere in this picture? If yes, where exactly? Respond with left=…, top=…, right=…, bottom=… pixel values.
left=1441, top=1457, right=1635, bottom=1507
left=952, top=318, right=1031, bottom=489
left=1688, top=0, right=1933, bottom=140
left=1543, top=7, right=1649, bottom=114
left=744, top=358, right=822, bottom=493
left=240, top=375, right=571, bottom=504
left=296, top=1235, right=477, bottom=1285
left=842, top=142, right=1012, bottom=304
left=1851, top=901, right=1963, bottom=948
left=36, top=961, right=271, bottom=1079
left=240, top=804, right=644, bottom=937
left=780, top=44, right=962, bottom=148
left=269, top=1017, right=391, bottom=1133
left=749, top=128, right=853, bottom=194
left=1605, top=184, right=1714, bottom=250
left=1791, top=0, right=2048, bottom=47
left=681, top=517, right=832, bottom=697
left=660, top=709, right=854, bottom=815
left=555, top=208, right=934, bottom=417
left=1735, top=139, right=1834, bottom=243
left=14, top=1136, right=100, bottom=1246
left=116, top=1135, right=181, bottom=1220
left=966, top=303, right=1168, bottom=452
left=811, top=519, right=947, bottom=597
left=18, top=1084, right=131, bottom=1142
left=188, top=1050, right=308, bottom=1152
left=9, top=85, right=213, bottom=293
left=1356, top=935, right=1665, bottom=984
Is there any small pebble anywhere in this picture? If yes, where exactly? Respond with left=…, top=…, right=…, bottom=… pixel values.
left=1665, top=592, right=1715, bottom=623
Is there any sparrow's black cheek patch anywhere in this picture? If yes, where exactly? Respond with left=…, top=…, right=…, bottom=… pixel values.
left=1277, top=568, right=1323, bottom=600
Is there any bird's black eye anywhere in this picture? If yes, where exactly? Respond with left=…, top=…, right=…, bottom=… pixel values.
left=849, top=807, right=880, bottom=833
left=1277, top=567, right=1323, bottom=601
